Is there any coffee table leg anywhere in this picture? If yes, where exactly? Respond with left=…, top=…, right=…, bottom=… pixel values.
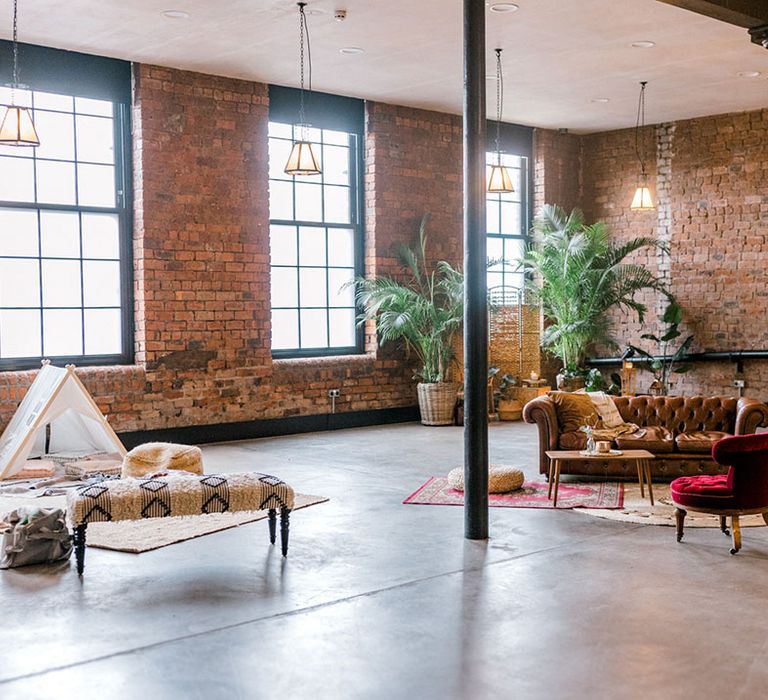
left=636, top=459, right=645, bottom=498
left=643, top=460, right=654, bottom=505
left=547, top=458, right=554, bottom=499
left=553, top=460, right=561, bottom=508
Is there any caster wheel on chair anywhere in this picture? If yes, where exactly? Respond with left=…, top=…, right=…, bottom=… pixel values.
left=730, top=548, right=738, bottom=555
left=723, top=530, right=730, bottom=536
left=676, top=533, right=683, bottom=543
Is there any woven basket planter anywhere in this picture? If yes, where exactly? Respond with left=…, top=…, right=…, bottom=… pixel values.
left=497, top=399, right=522, bottom=421
left=417, top=382, right=458, bottom=426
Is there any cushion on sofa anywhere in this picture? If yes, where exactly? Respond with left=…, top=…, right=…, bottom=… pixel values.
left=548, top=391, right=599, bottom=433
left=559, top=431, right=588, bottom=451
left=615, top=426, right=674, bottom=453
left=675, top=431, right=731, bottom=454
left=670, top=474, right=734, bottom=509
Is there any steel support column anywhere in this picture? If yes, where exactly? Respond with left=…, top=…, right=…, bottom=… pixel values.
left=463, top=0, right=488, bottom=540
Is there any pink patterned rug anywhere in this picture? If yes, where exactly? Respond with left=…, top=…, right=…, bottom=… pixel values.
left=403, top=478, right=624, bottom=509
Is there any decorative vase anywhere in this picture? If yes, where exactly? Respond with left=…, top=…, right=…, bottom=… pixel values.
left=417, top=382, right=458, bottom=426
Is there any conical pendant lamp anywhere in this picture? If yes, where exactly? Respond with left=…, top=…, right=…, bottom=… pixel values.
left=487, top=48, right=514, bottom=194
left=630, top=81, right=654, bottom=211
left=0, top=0, right=40, bottom=147
left=284, top=2, right=321, bottom=176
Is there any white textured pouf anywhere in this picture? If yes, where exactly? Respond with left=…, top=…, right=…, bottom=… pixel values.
left=447, top=464, right=525, bottom=493
left=121, top=442, right=203, bottom=478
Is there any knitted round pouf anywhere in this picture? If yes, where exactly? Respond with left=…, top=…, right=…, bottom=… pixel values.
left=447, top=464, right=525, bottom=493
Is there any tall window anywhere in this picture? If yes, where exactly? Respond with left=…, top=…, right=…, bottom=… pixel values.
left=0, top=44, right=132, bottom=369
left=486, top=152, right=528, bottom=299
left=268, top=87, right=364, bottom=357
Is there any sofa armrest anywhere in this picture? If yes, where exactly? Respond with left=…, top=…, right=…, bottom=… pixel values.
left=735, top=398, right=768, bottom=435
left=523, top=396, right=559, bottom=475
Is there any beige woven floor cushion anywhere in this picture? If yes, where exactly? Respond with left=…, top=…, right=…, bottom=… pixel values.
left=67, top=472, right=296, bottom=525
left=122, top=442, right=203, bottom=478
left=447, top=464, right=525, bottom=493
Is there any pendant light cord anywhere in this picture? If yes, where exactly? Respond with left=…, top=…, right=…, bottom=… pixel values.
left=495, top=48, right=503, bottom=166
left=634, top=81, right=648, bottom=179
left=297, top=2, right=313, bottom=138
left=11, top=0, right=19, bottom=102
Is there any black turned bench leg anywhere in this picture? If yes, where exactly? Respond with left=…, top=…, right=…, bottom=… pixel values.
left=280, top=508, right=291, bottom=557
left=268, top=509, right=277, bottom=544
left=73, top=524, right=87, bottom=575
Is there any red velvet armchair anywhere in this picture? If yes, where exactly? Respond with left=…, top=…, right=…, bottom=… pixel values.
left=671, top=433, right=768, bottom=554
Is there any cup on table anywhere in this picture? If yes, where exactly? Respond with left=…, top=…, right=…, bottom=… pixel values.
left=596, top=441, right=612, bottom=454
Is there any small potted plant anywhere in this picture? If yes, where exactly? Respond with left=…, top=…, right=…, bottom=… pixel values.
left=495, top=373, right=522, bottom=421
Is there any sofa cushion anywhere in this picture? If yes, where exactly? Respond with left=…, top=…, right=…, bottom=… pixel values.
left=615, top=426, right=674, bottom=453
left=548, top=391, right=599, bottom=433
left=587, top=391, right=624, bottom=428
left=670, top=474, right=734, bottom=509
left=559, top=431, right=588, bottom=451
left=676, top=431, right=731, bottom=454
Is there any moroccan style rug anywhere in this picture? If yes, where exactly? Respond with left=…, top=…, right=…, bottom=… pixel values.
left=574, top=483, right=766, bottom=528
left=404, top=478, right=623, bottom=509
left=0, top=492, right=328, bottom=553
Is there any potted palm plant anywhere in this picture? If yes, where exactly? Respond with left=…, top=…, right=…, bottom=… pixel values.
left=522, top=204, right=668, bottom=390
left=353, top=215, right=463, bottom=425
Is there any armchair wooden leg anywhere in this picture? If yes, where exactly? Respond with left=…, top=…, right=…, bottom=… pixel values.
left=719, top=515, right=730, bottom=536
left=675, top=508, right=686, bottom=542
left=730, top=515, right=742, bottom=555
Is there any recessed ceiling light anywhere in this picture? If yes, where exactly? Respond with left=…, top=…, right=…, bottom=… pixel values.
left=590, top=98, right=610, bottom=103
left=631, top=41, right=656, bottom=48
left=162, top=10, right=190, bottom=19
left=489, top=3, right=519, bottom=13
left=737, top=70, right=761, bottom=78
left=339, top=47, right=364, bottom=55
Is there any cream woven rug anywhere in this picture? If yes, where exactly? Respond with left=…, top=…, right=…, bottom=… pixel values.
left=574, top=483, right=766, bottom=528
left=0, top=493, right=328, bottom=553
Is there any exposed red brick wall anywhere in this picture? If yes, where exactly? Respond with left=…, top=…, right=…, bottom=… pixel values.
left=0, top=66, right=467, bottom=434
left=533, top=129, right=582, bottom=214
left=581, top=109, right=768, bottom=397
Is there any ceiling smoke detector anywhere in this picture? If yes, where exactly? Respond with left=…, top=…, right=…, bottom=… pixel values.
left=162, top=10, right=190, bottom=19
left=489, top=3, right=519, bottom=13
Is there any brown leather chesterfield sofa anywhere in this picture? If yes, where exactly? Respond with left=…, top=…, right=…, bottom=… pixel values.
left=523, top=395, right=768, bottom=480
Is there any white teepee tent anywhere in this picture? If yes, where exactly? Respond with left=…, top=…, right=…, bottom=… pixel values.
left=0, top=363, right=126, bottom=479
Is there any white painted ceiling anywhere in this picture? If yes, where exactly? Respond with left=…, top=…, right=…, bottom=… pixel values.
left=3, top=0, right=768, bottom=133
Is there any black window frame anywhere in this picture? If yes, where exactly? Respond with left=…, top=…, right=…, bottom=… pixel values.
left=485, top=122, right=534, bottom=304
left=268, top=85, right=365, bottom=359
left=0, top=41, right=133, bottom=371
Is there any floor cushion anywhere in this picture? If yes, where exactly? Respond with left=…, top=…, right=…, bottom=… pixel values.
left=447, top=465, right=524, bottom=493
left=615, top=426, right=675, bottom=453
left=122, top=442, right=204, bottom=478
left=670, top=474, right=735, bottom=509
left=548, top=391, right=599, bottom=433
left=675, top=431, right=731, bottom=454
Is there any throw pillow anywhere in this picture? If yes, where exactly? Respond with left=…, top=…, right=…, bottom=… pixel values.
left=587, top=391, right=625, bottom=429
left=548, top=391, right=600, bottom=433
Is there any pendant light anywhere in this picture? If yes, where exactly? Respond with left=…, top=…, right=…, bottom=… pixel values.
left=630, top=81, right=654, bottom=211
left=487, top=48, right=514, bottom=193
left=284, top=2, right=321, bottom=176
left=0, top=0, right=40, bottom=147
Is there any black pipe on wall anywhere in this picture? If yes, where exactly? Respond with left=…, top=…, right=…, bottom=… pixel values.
left=587, top=350, right=768, bottom=368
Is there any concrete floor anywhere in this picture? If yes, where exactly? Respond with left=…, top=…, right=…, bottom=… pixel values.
left=2, top=421, right=768, bottom=700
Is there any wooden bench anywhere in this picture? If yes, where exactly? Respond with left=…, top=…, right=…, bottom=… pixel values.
left=66, top=471, right=295, bottom=575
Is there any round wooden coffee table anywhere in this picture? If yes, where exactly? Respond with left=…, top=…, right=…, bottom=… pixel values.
left=544, top=449, right=655, bottom=508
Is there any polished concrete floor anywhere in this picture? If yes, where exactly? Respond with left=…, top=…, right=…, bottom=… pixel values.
left=2, top=421, right=768, bottom=699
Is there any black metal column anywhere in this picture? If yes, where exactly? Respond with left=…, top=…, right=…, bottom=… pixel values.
left=463, top=0, right=488, bottom=540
